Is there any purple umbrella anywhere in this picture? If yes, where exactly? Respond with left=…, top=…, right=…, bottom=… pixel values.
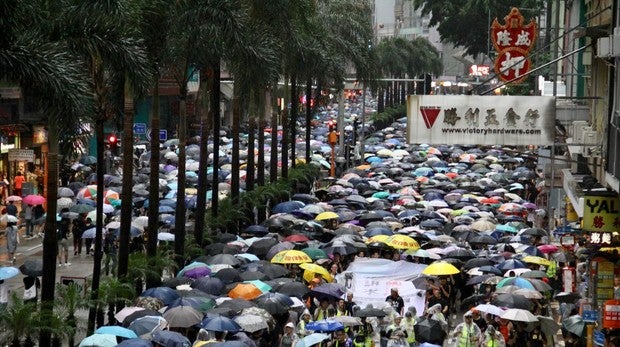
left=183, top=266, right=212, bottom=279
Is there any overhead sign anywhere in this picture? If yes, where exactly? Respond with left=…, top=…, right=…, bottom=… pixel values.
left=583, top=195, right=620, bottom=232
left=145, top=129, right=168, bottom=142
left=133, top=123, right=146, bottom=134
left=491, top=8, right=537, bottom=83
left=469, top=64, right=490, bottom=76
left=407, top=95, right=555, bottom=145
left=8, top=148, right=34, bottom=162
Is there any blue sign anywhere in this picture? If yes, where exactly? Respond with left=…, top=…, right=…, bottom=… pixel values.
left=159, top=130, right=167, bottom=141
left=133, top=123, right=146, bottom=134
left=583, top=310, right=599, bottom=322
left=594, top=330, right=605, bottom=346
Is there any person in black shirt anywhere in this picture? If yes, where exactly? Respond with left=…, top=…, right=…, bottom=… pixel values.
left=57, top=217, right=71, bottom=266
left=5, top=201, right=17, bottom=217
left=427, top=288, right=448, bottom=315
left=385, top=288, right=405, bottom=315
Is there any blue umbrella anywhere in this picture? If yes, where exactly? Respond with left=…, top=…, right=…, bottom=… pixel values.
left=295, top=333, right=330, bottom=347
left=140, top=287, right=180, bottom=306
left=81, top=227, right=97, bottom=239
left=272, top=200, right=305, bottom=214
left=158, top=205, right=175, bottom=214
left=79, top=334, right=117, bottom=347
left=244, top=225, right=269, bottom=235
left=496, top=259, right=526, bottom=271
left=151, top=330, right=191, bottom=347
left=305, top=319, right=344, bottom=332
left=201, top=316, right=242, bottom=332
left=364, top=227, right=393, bottom=237
left=192, top=277, right=225, bottom=296
left=117, top=338, right=152, bottom=347
left=0, top=266, right=20, bottom=280
left=95, top=326, right=138, bottom=339
left=235, top=253, right=260, bottom=262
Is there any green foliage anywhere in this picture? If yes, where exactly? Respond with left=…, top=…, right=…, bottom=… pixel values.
left=369, top=104, right=408, bottom=130
left=128, top=248, right=176, bottom=287
left=205, top=164, right=320, bottom=234
left=0, top=292, right=40, bottom=345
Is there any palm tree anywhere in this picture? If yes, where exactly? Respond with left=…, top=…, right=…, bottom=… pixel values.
left=0, top=293, right=39, bottom=346
left=54, top=282, right=90, bottom=346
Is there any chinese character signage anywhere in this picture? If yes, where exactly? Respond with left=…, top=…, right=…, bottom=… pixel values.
left=604, top=300, right=620, bottom=329
left=407, top=95, right=555, bottom=146
left=491, top=8, right=537, bottom=83
left=583, top=195, right=620, bottom=232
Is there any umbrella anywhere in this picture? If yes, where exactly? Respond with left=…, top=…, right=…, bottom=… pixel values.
left=415, top=317, right=446, bottom=344
left=201, top=316, right=242, bottom=332
left=354, top=307, right=386, bottom=318
left=562, top=315, right=585, bottom=337
left=513, top=288, right=544, bottom=299
left=70, top=204, right=96, bottom=214
left=520, top=270, right=548, bottom=279
left=536, top=315, right=561, bottom=337
left=19, top=259, right=43, bottom=277
left=22, top=194, right=46, bottom=205
left=310, top=283, right=345, bottom=300
left=305, top=320, right=344, bottom=332
left=79, top=334, right=117, bottom=347
left=422, top=261, right=460, bottom=276
left=123, top=309, right=164, bottom=326
left=275, top=281, right=310, bottom=299
left=500, top=308, right=538, bottom=322
left=266, top=242, right=296, bottom=260
left=168, top=297, right=216, bottom=313
left=301, top=247, right=328, bottom=261
left=1, top=214, right=18, bottom=223
left=0, top=266, right=20, bottom=280
left=117, top=339, right=152, bottom=347
left=208, top=254, right=242, bottom=267
left=521, top=256, right=552, bottom=267
left=213, top=268, right=242, bottom=284
left=295, top=333, right=330, bottom=347
left=521, top=228, right=547, bottom=237
left=497, top=277, right=535, bottom=290
left=270, top=250, right=312, bottom=264
left=492, top=293, right=533, bottom=310
left=162, top=305, right=203, bottom=328
left=192, top=277, right=225, bottom=296
left=385, top=234, right=420, bottom=250
left=234, top=314, right=269, bottom=333
left=95, top=326, right=138, bottom=339
left=228, top=283, right=263, bottom=300
left=151, top=330, right=191, bottom=347
left=315, top=211, right=340, bottom=221
left=331, top=315, right=362, bottom=326
left=6, top=195, right=21, bottom=202
left=140, top=287, right=180, bottom=306
left=537, top=244, right=559, bottom=254
left=114, top=306, right=145, bottom=323
left=253, top=292, right=294, bottom=315
left=474, top=304, right=505, bottom=317
left=554, top=292, right=582, bottom=304
left=300, top=263, right=333, bottom=283
left=79, top=155, right=97, bottom=165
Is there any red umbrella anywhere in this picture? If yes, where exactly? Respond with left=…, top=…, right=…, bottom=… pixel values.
left=537, top=244, right=559, bottom=254
left=284, top=234, right=310, bottom=243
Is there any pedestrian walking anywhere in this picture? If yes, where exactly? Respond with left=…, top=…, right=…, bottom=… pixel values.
left=57, top=216, right=71, bottom=267
left=12, top=171, right=25, bottom=197
left=23, top=204, right=34, bottom=238
left=83, top=218, right=94, bottom=255
left=5, top=200, right=17, bottom=217
left=5, top=221, right=18, bottom=264
left=72, top=214, right=85, bottom=256
left=103, top=231, right=118, bottom=276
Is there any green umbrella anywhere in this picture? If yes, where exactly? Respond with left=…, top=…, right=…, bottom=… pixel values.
left=496, top=224, right=518, bottom=233
left=371, top=191, right=390, bottom=199
left=301, top=247, right=328, bottom=260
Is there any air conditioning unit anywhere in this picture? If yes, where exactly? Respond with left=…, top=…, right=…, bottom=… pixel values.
left=583, top=146, right=602, bottom=158
left=581, top=130, right=600, bottom=145
left=572, top=121, right=589, bottom=142
left=597, top=32, right=620, bottom=58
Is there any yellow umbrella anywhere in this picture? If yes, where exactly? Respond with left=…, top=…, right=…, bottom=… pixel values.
left=385, top=235, right=420, bottom=250
left=366, top=235, right=389, bottom=244
left=422, top=261, right=460, bottom=276
left=315, top=211, right=339, bottom=221
left=270, top=250, right=313, bottom=264
left=300, top=263, right=333, bottom=283
left=522, top=256, right=552, bottom=267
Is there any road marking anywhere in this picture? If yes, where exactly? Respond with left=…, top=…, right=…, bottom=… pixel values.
left=26, top=244, right=43, bottom=252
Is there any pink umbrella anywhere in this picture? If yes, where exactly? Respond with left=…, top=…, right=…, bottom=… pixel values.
left=22, top=194, right=45, bottom=205
left=537, top=244, right=559, bottom=254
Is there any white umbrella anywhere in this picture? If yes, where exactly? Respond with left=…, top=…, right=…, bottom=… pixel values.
left=57, top=197, right=75, bottom=209
left=296, top=333, right=330, bottom=347
left=474, top=304, right=505, bottom=317
left=500, top=308, right=538, bottom=322
left=503, top=268, right=531, bottom=277
left=514, top=288, right=544, bottom=299
left=1, top=215, right=19, bottom=223
left=114, top=306, right=145, bottom=323
left=133, top=216, right=149, bottom=228
left=234, top=314, right=269, bottom=333
left=157, top=232, right=175, bottom=241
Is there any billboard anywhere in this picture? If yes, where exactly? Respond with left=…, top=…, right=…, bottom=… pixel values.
left=407, top=95, right=555, bottom=146
left=583, top=195, right=620, bottom=232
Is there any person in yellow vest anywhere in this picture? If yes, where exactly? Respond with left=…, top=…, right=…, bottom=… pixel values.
left=314, top=299, right=332, bottom=321
left=336, top=299, right=349, bottom=316
left=451, top=311, right=481, bottom=347
left=297, top=309, right=313, bottom=337
left=481, top=326, right=505, bottom=347
left=353, top=317, right=374, bottom=347
left=402, top=311, right=417, bottom=347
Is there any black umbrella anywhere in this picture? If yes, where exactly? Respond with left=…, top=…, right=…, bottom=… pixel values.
left=252, top=261, right=290, bottom=279
left=19, top=259, right=43, bottom=277
left=521, top=228, right=547, bottom=237
left=275, top=281, right=309, bottom=299
left=162, top=277, right=194, bottom=288
left=122, top=309, right=163, bottom=326
left=354, top=307, right=386, bottom=318
left=463, top=258, right=496, bottom=270
left=554, top=292, right=582, bottom=304
left=469, top=235, right=498, bottom=245
left=246, top=238, right=279, bottom=258
left=217, top=233, right=239, bottom=243
left=239, top=271, right=268, bottom=281
left=460, top=294, right=486, bottom=310
left=253, top=292, right=294, bottom=315
left=310, top=283, right=345, bottom=300
left=445, top=248, right=476, bottom=260
left=213, top=268, right=242, bottom=285
left=415, top=317, right=446, bottom=344
left=466, top=274, right=494, bottom=286
left=217, top=298, right=257, bottom=313
left=191, top=277, right=225, bottom=296
left=207, top=254, right=242, bottom=267
left=204, top=243, right=241, bottom=256
left=492, top=293, right=533, bottom=310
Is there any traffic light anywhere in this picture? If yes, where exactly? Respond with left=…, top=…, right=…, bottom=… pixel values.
left=107, top=134, right=119, bottom=155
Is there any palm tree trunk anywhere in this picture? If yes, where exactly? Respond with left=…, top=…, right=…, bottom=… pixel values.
left=305, top=78, right=312, bottom=164
left=174, top=86, right=188, bottom=270
left=194, top=72, right=210, bottom=245
left=378, top=86, right=384, bottom=113
left=146, top=77, right=161, bottom=288
left=257, top=87, right=267, bottom=187
left=209, top=59, right=221, bottom=219
left=246, top=89, right=256, bottom=192
left=39, top=117, right=59, bottom=347
left=280, top=75, right=289, bottom=178
left=269, top=88, right=278, bottom=184
left=87, top=118, right=105, bottom=334
left=289, top=73, right=297, bottom=169
left=118, top=86, right=134, bottom=279
left=230, top=82, right=241, bottom=203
